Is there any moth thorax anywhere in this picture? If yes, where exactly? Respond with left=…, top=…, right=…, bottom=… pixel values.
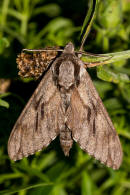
left=58, top=61, right=75, bottom=90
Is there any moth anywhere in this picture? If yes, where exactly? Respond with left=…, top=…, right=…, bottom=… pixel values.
left=8, top=42, right=123, bottom=169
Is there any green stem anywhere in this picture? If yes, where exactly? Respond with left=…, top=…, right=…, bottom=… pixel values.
left=21, top=13, right=28, bottom=36
left=1, top=0, right=10, bottom=28
left=80, top=0, right=98, bottom=51
left=7, top=8, right=23, bottom=20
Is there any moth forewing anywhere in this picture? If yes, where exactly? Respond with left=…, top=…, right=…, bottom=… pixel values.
left=8, top=42, right=123, bottom=170
left=66, top=66, right=122, bottom=169
left=8, top=69, right=61, bottom=161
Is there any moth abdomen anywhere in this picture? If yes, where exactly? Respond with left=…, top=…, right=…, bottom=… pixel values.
left=60, top=139, right=73, bottom=156
left=60, top=125, right=73, bottom=156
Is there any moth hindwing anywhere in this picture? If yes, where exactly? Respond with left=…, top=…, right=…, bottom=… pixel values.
left=8, top=42, right=123, bottom=170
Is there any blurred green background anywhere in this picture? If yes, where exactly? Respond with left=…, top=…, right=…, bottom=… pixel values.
left=0, top=0, right=130, bottom=194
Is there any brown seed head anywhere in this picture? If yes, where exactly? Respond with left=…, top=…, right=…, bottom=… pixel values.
left=17, top=46, right=59, bottom=79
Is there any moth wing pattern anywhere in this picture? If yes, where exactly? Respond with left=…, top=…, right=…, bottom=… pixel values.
left=8, top=69, right=61, bottom=161
left=66, top=68, right=123, bottom=169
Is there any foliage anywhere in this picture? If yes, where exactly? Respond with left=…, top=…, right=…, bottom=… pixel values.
left=0, top=0, right=130, bottom=194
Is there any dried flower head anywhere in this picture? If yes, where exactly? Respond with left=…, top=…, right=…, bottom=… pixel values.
left=17, top=46, right=59, bottom=79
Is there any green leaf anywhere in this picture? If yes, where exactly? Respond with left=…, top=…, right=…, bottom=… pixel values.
left=81, top=50, right=130, bottom=65
left=0, top=98, right=9, bottom=108
left=33, top=4, right=61, bottom=17
left=94, top=81, right=113, bottom=98
left=50, top=185, right=67, bottom=195
left=97, top=0, right=122, bottom=29
left=0, top=183, right=53, bottom=195
left=0, top=37, right=10, bottom=53
left=0, top=92, right=11, bottom=98
left=0, top=173, right=24, bottom=183
left=27, top=17, right=74, bottom=48
left=99, top=50, right=130, bottom=64
left=81, top=171, right=92, bottom=195
left=34, top=151, right=56, bottom=171
left=119, top=83, right=130, bottom=103
left=118, top=130, right=130, bottom=140
left=104, top=98, right=122, bottom=110
left=14, top=161, right=50, bottom=182
left=97, top=66, right=130, bottom=83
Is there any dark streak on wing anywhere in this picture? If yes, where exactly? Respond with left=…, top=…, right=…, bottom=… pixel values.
left=35, top=112, right=38, bottom=131
left=87, top=106, right=91, bottom=122
left=108, top=135, right=112, bottom=165
left=91, top=100, right=97, bottom=116
left=92, top=118, right=96, bottom=135
left=34, top=96, right=43, bottom=110
left=18, top=125, right=24, bottom=158
left=41, top=103, right=44, bottom=118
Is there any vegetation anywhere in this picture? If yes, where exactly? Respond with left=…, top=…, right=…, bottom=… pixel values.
left=0, top=0, right=130, bottom=194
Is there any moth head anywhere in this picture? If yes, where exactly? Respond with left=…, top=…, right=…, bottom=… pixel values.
left=63, top=42, right=75, bottom=54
